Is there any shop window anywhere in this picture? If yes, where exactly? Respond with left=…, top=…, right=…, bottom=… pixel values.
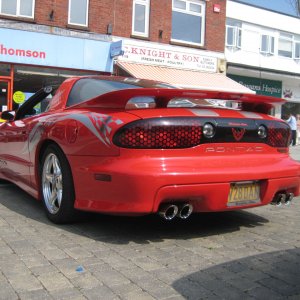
left=132, top=0, right=150, bottom=37
left=226, top=25, right=242, bottom=49
left=278, top=33, right=293, bottom=58
left=0, top=0, right=34, bottom=18
left=171, top=0, right=205, bottom=46
left=260, top=35, right=274, bottom=55
left=68, top=0, right=89, bottom=27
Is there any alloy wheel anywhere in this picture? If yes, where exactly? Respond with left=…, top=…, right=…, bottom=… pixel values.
left=42, top=153, right=63, bottom=214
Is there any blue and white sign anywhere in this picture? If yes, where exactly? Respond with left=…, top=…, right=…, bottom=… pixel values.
left=110, top=40, right=124, bottom=58
left=0, top=28, right=114, bottom=72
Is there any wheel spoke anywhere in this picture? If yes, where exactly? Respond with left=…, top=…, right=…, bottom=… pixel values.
left=56, top=176, right=63, bottom=190
left=49, top=190, right=58, bottom=207
left=42, top=152, right=63, bottom=214
left=45, top=172, right=54, bottom=184
left=53, top=156, right=61, bottom=175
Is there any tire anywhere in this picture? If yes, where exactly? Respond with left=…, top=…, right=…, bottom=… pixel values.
left=40, top=144, right=78, bottom=224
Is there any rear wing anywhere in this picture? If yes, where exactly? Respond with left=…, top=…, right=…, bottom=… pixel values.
left=72, top=88, right=285, bottom=114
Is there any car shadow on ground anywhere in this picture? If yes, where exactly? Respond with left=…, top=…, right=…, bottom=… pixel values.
left=172, top=248, right=300, bottom=299
left=0, top=183, right=269, bottom=244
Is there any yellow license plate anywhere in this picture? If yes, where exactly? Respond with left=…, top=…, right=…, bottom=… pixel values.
left=227, top=181, right=260, bottom=206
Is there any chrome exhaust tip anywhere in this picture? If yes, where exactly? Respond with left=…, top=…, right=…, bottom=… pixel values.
left=271, top=193, right=286, bottom=207
left=285, top=193, right=294, bottom=206
left=177, top=203, right=193, bottom=219
left=158, top=204, right=178, bottom=220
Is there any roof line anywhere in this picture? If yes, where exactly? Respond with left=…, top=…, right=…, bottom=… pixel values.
left=227, top=62, right=300, bottom=78
left=230, top=0, right=300, bottom=19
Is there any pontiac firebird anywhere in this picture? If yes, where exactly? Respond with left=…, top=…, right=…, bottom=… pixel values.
left=0, top=76, right=299, bottom=224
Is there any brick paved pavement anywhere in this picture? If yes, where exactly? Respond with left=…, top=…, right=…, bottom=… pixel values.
left=0, top=147, right=299, bottom=299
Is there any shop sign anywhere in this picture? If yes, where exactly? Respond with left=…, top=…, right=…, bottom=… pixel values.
left=118, top=43, right=218, bottom=73
left=13, top=91, right=26, bottom=104
left=283, top=85, right=300, bottom=102
left=110, top=40, right=124, bottom=58
left=0, top=28, right=113, bottom=72
left=228, top=75, right=282, bottom=98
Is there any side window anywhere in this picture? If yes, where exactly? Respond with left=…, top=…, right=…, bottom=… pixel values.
left=18, top=96, right=52, bottom=119
left=15, top=87, right=53, bottom=120
left=0, top=0, right=35, bottom=18
left=171, top=0, right=205, bottom=46
left=132, top=0, right=150, bottom=37
left=68, top=0, right=89, bottom=27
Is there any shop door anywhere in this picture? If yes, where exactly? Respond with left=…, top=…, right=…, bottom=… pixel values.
left=0, top=80, right=9, bottom=112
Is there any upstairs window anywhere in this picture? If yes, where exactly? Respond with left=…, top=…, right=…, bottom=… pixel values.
left=132, top=0, right=150, bottom=37
left=278, top=33, right=293, bottom=58
left=0, top=0, right=34, bottom=18
left=68, top=0, right=89, bottom=27
left=294, top=36, right=300, bottom=59
left=226, top=25, right=242, bottom=49
left=260, top=35, right=274, bottom=55
left=172, top=0, right=205, bottom=46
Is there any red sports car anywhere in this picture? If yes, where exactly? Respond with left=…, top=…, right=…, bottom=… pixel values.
left=0, top=76, right=299, bottom=224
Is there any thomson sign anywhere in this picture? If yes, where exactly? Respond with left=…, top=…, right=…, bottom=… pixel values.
left=0, top=44, right=46, bottom=59
left=0, top=27, right=113, bottom=72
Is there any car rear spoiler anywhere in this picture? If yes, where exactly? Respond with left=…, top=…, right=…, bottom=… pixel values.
left=72, top=88, right=285, bottom=114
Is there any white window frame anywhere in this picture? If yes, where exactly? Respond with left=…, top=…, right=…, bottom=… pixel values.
left=132, top=0, right=150, bottom=37
left=0, top=0, right=35, bottom=18
left=293, top=35, right=300, bottom=60
left=225, top=25, right=242, bottom=49
left=294, top=41, right=300, bottom=60
left=260, top=34, right=275, bottom=55
left=278, top=33, right=293, bottom=58
left=68, top=0, right=89, bottom=27
left=171, top=0, right=206, bottom=47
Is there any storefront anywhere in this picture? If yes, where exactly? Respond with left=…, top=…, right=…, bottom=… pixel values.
left=227, top=66, right=300, bottom=118
left=113, top=39, right=253, bottom=94
left=227, top=74, right=282, bottom=98
left=227, top=66, right=300, bottom=143
left=227, top=66, right=288, bottom=117
left=0, top=27, right=115, bottom=111
left=282, top=80, right=300, bottom=115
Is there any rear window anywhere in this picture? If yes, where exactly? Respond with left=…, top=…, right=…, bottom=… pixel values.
left=67, top=78, right=143, bottom=107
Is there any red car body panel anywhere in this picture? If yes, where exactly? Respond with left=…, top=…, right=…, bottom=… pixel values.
left=0, top=75, right=299, bottom=218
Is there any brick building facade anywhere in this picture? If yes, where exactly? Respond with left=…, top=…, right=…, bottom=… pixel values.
left=0, top=0, right=248, bottom=111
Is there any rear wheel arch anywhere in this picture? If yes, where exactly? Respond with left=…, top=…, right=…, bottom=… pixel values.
left=38, top=141, right=78, bottom=223
left=36, top=140, right=75, bottom=198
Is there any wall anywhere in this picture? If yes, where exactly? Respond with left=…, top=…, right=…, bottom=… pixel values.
left=3, top=0, right=226, bottom=53
left=226, top=1, right=300, bottom=75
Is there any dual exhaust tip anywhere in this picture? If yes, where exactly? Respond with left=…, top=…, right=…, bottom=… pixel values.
left=158, top=203, right=193, bottom=220
left=271, top=192, right=294, bottom=207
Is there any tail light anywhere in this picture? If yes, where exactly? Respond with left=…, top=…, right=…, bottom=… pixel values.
left=113, top=117, right=291, bottom=149
left=113, top=118, right=202, bottom=149
left=267, top=126, right=291, bottom=148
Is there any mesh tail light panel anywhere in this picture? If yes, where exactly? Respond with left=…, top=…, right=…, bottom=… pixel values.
left=113, top=117, right=291, bottom=149
left=113, top=118, right=202, bottom=149
left=267, top=123, right=291, bottom=148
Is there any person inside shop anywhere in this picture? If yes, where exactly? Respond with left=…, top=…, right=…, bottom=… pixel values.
left=284, top=113, right=297, bottom=146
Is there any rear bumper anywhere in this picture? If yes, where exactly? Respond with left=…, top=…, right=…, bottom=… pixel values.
left=69, top=153, right=300, bottom=214
left=154, top=177, right=300, bottom=212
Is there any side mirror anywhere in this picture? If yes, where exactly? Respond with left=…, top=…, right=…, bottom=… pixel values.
left=1, top=110, right=15, bottom=121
